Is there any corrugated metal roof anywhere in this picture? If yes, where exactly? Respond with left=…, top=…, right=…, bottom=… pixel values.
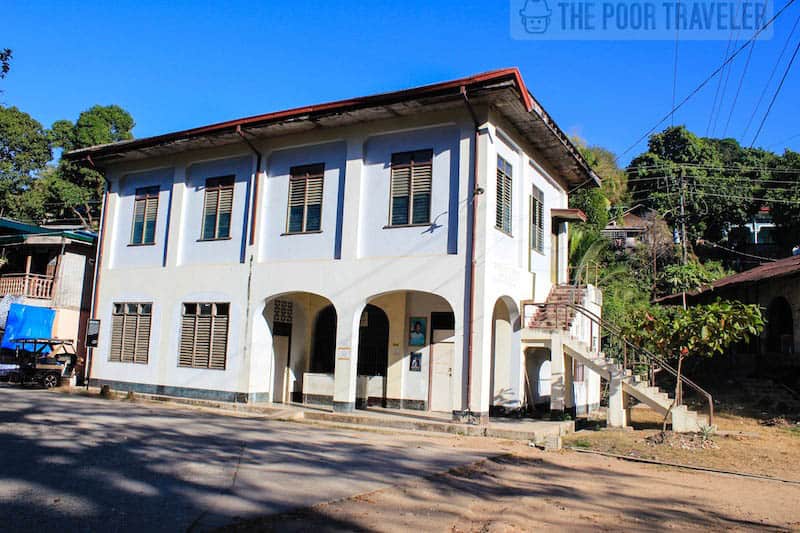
left=657, top=254, right=800, bottom=303
left=64, top=68, right=600, bottom=188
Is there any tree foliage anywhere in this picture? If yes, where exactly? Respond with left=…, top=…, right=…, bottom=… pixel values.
left=0, top=102, right=134, bottom=228
left=0, top=106, right=52, bottom=218
left=0, top=49, right=11, bottom=80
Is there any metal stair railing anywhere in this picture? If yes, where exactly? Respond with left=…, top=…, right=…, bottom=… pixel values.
left=537, top=294, right=714, bottom=427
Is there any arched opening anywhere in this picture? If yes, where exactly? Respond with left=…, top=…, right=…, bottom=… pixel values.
left=490, top=296, right=522, bottom=415
left=256, top=292, right=336, bottom=405
left=357, top=304, right=389, bottom=377
left=523, top=347, right=551, bottom=416
left=358, top=290, right=457, bottom=412
left=766, top=297, right=794, bottom=354
left=311, top=305, right=337, bottom=373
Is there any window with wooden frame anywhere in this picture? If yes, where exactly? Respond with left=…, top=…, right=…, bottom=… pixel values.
left=179, top=302, right=229, bottom=370
left=201, top=176, right=234, bottom=240
left=530, top=187, right=545, bottom=254
left=286, top=163, right=324, bottom=233
left=496, top=156, right=513, bottom=234
left=389, top=149, right=433, bottom=226
left=131, top=186, right=159, bottom=245
left=109, top=303, right=152, bottom=364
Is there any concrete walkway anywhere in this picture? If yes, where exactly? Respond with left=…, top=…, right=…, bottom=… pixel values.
left=0, top=386, right=494, bottom=532
left=82, top=386, right=574, bottom=444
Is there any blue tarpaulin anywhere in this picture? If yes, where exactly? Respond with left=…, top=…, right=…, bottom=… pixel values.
left=1, top=303, right=55, bottom=351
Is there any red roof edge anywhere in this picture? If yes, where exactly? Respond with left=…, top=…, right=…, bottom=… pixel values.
left=66, top=68, right=532, bottom=161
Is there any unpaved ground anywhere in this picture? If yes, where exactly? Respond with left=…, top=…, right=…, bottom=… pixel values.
left=226, top=444, right=800, bottom=532
left=564, top=407, right=800, bottom=480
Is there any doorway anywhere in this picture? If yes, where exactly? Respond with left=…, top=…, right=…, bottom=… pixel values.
left=429, top=311, right=455, bottom=412
left=272, top=322, right=291, bottom=404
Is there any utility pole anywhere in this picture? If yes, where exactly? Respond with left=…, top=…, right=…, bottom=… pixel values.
left=678, top=167, right=688, bottom=309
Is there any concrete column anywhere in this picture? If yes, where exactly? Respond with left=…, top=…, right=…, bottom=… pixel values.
left=549, top=336, right=566, bottom=412
left=164, top=164, right=187, bottom=267
left=370, top=293, right=406, bottom=403
left=339, top=136, right=364, bottom=260
left=332, top=302, right=363, bottom=412
left=607, top=373, right=629, bottom=428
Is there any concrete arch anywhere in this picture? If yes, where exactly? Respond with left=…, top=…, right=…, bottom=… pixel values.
left=490, top=295, right=523, bottom=413
left=251, top=291, right=338, bottom=404
left=337, top=289, right=459, bottom=412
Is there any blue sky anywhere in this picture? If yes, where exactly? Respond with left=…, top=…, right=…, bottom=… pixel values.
left=2, top=0, right=799, bottom=165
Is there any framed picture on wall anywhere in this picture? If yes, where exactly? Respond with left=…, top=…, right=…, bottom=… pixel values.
left=408, top=317, right=427, bottom=346
left=409, top=352, right=422, bottom=372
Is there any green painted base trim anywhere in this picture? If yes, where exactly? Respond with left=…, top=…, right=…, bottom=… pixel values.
left=90, top=378, right=265, bottom=404
left=303, top=393, right=333, bottom=406
left=333, top=401, right=355, bottom=412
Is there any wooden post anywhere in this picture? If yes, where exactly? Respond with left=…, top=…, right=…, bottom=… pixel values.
left=23, top=255, right=32, bottom=297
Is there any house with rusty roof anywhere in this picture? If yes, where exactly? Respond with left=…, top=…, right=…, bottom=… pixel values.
left=659, top=255, right=800, bottom=369
left=0, top=218, right=97, bottom=377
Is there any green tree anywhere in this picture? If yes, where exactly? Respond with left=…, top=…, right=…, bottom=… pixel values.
left=622, top=299, right=763, bottom=414
left=47, top=105, right=135, bottom=227
left=628, top=126, right=762, bottom=242
left=0, top=105, right=51, bottom=218
left=572, top=136, right=629, bottom=205
left=766, top=149, right=800, bottom=249
left=0, top=49, right=11, bottom=79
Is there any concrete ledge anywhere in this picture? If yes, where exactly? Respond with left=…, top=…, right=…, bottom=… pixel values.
left=90, top=378, right=268, bottom=404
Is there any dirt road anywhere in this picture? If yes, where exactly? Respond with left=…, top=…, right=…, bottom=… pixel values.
left=230, top=444, right=800, bottom=532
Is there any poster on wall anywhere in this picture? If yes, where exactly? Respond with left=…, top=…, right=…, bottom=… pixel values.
left=408, top=317, right=426, bottom=346
left=409, top=352, right=422, bottom=372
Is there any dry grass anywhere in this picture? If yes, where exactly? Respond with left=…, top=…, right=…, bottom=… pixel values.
left=564, top=406, right=800, bottom=480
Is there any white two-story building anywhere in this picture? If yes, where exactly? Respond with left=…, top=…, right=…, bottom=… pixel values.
left=68, top=69, right=603, bottom=422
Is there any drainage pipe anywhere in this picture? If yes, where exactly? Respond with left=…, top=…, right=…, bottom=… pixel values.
left=461, top=86, right=482, bottom=420
left=84, top=155, right=109, bottom=388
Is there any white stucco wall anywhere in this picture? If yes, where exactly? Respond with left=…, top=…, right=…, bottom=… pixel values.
left=90, top=106, right=577, bottom=413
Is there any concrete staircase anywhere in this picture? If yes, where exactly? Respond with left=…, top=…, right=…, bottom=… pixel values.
left=530, top=285, right=711, bottom=433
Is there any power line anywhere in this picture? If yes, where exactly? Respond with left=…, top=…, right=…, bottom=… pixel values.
left=742, top=13, right=800, bottom=139
left=722, top=38, right=757, bottom=137
left=711, top=0, right=746, bottom=136
left=671, top=0, right=681, bottom=126
left=697, top=239, right=778, bottom=262
left=750, top=34, right=800, bottom=147
left=618, top=0, right=798, bottom=161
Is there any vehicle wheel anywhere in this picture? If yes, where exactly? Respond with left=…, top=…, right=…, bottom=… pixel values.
left=8, top=372, right=19, bottom=384
left=43, top=373, right=59, bottom=389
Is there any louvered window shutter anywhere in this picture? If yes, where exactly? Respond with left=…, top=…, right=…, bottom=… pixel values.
left=411, top=157, right=432, bottom=225
left=134, top=312, right=151, bottom=364
left=110, top=303, right=151, bottom=364
left=143, top=196, right=158, bottom=244
left=179, top=313, right=196, bottom=367
left=202, top=177, right=234, bottom=239
left=305, top=172, right=323, bottom=231
left=210, top=312, right=228, bottom=370
left=217, top=185, right=233, bottom=238
left=178, top=303, right=228, bottom=369
left=110, top=310, right=124, bottom=362
left=390, top=165, right=411, bottom=225
left=287, top=164, right=324, bottom=233
left=496, top=157, right=513, bottom=233
left=203, top=188, right=219, bottom=240
left=132, top=199, right=146, bottom=244
left=288, top=177, right=307, bottom=233
left=390, top=150, right=432, bottom=226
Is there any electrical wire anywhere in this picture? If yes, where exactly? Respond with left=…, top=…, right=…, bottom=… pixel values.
left=617, top=0, right=797, bottom=161
left=722, top=38, right=757, bottom=137
left=750, top=34, right=800, bottom=147
left=742, top=13, right=800, bottom=140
